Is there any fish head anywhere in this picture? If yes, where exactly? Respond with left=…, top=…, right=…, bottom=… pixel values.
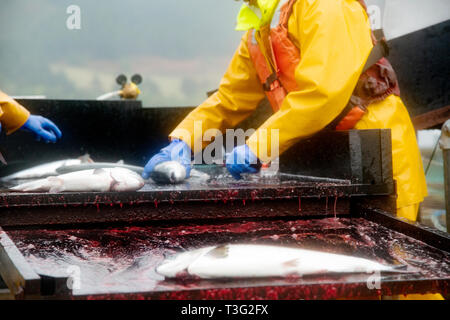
left=151, top=161, right=187, bottom=184
left=109, top=168, right=145, bottom=191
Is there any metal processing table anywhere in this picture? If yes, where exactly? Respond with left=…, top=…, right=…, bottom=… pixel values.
left=0, top=130, right=448, bottom=299
left=1, top=214, right=449, bottom=300
left=0, top=170, right=449, bottom=299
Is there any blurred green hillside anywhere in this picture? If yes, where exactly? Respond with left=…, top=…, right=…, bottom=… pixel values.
left=0, top=0, right=243, bottom=106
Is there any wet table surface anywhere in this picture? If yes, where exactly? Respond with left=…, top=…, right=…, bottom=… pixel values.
left=0, top=166, right=384, bottom=212
left=5, top=216, right=450, bottom=299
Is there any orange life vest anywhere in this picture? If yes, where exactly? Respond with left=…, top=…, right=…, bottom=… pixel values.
left=247, top=0, right=400, bottom=130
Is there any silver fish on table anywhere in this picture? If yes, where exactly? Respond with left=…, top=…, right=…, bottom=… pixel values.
left=150, top=161, right=187, bottom=184
left=10, top=167, right=144, bottom=193
left=156, top=244, right=407, bottom=279
left=0, top=155, right=93, bottom=181
left=56, top=161, right=145, bottom=175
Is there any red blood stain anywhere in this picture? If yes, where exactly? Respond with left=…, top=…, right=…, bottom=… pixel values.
left=6, top=217, right=450, bottom=299
left=333, top=196, right=338, bottom=218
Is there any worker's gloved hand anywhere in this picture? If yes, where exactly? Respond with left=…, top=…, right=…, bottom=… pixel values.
left=226, top=144, right=261, bottom=180
left=142, top=139, right=192, bottom=179
left=20, top=115, right=62, bottom=143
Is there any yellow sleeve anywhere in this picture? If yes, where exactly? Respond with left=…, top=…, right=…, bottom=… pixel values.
left=0, top=90, right=30, bottom=134
left=247, top=0, right=374, bottom=162
left=170, top=31, right=265, bottom=152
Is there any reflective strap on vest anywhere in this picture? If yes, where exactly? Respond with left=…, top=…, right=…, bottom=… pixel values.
left=247, top=29, right=287, bottom=112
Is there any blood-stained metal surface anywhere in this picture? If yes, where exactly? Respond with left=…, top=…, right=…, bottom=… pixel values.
left=0, top=129, right=394, bottom=228
left=0, top=166, right=392, bottom=228
left=0, top=228, right=41, bottom=299
left=4, top=215, right=449, bottom=300
left=0, top=127, right=447, bottom=299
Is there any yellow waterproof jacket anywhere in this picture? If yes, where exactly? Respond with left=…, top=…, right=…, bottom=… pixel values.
left=170, top=0, right=427, bottom=217
left=0, top=90, right=30, bottom=134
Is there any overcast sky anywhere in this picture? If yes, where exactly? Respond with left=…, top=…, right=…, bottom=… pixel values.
left=0, top=0, right=244, bottom=106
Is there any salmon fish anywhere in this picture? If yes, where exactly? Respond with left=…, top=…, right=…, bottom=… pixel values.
left=1, top=155, right=92, bottom=181
left=156, top=244, right=406, bottom=279
left=10, top=167, right=144, bottom=193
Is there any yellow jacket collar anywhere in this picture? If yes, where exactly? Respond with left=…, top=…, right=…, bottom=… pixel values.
left=236, top=0, right=280, bottom=31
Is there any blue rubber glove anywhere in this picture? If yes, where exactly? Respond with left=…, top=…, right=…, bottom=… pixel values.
left=142, top=139, right=192, bottom=179
left=226, top=144, right=261, bottom=180
left=20, top=115, right=62, bottom=143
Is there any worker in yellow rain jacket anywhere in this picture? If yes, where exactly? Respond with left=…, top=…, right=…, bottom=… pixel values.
left=0, top=90, right=62, bottom=143
left=143, top=0, right=439, bottom=300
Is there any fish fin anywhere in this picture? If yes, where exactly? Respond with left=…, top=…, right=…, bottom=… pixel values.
left=282, top=258, right=301, bottom=268
left=48, top=177, right=65, bottom=193
left=79, top=154, right=93, bottom=163
left=205, top=245, right=229, bottom=259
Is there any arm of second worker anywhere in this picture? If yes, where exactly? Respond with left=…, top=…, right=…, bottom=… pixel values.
left=169, top=31, right=266, bottom=153
left=247, top=0, right=374, bottom=162
left=0, top=90, right=30, bottom=134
